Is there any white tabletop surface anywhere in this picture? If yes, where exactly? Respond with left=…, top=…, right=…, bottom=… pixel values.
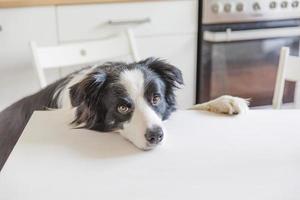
left=1, top=109, right=300, bottom=200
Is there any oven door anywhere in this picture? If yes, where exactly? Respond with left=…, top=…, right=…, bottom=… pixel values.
left=198, top=26, right=300, bottom=106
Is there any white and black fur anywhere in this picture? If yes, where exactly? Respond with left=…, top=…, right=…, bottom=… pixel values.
left=66, top=58, right=184, bottom=150
left=0, top=58, right=249, bottom=169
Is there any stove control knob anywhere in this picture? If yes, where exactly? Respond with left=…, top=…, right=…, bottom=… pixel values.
left=253, top=2, right=261, bottom=11
left=292, top=1, right=299, bottom=8
left=269, top=1, right=277, bottom=9
left=211, top=3, right=222, bottom=13
left=281, top=1, right=288, bottom=8
left=236, top=3, right=244, bottom=12
left=224, top=3, right=232, bottom=13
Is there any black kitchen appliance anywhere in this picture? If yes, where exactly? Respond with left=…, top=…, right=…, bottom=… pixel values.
left=197, top=0, right=300, bottom=106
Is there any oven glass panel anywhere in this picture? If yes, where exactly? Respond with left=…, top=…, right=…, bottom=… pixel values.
left=204, top=38, right=299, bottom=106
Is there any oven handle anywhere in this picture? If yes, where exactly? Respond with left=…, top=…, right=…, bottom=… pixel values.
left=203, top=26, right=300, bottom=42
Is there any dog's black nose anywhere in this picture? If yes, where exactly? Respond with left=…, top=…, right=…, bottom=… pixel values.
left=145, top=126, right=164, bottom=145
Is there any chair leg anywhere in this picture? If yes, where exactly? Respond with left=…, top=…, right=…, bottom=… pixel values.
left=35, top=64, right=47, bottom=88
left=273, top=47, right=289, bottom=109
left=126, top=28, right=140, bottom=62
left=30, top=41, right=47, bottom=88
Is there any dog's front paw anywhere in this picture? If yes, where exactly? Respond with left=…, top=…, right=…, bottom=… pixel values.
left=192, top=95, right=250, bottom=115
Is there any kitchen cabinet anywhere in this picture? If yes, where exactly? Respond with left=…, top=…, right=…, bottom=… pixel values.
left=0, top=0, right=197, bottom=109
left=0, top=6, right=58, bottom=109
left=57, top=0, right=197, bottom=41
left=0, top=7, right=57, bottom=70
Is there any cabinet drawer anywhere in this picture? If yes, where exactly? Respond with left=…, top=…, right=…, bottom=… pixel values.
left=57, top=0, right=197, bottom=42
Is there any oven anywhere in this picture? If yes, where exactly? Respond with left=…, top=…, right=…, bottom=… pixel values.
left=197, top=0, right=300, bottom=106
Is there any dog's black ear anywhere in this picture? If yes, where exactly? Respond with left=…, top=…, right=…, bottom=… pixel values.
left=142, top=57, right=184, bottom=88
left=69, top=71, right=107, bottom=107
left=141, top=58, right=184, bottom=119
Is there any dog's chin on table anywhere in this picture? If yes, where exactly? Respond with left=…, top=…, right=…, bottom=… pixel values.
left=0, top=57, right=250, bottom=165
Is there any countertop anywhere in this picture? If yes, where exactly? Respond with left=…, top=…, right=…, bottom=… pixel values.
left=1, top=109, right=300, bottom=199
left=0, top=0, right=176, bottom=8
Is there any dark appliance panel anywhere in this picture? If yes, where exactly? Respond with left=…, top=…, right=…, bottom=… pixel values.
left=197, top=0, right=300, bottom=106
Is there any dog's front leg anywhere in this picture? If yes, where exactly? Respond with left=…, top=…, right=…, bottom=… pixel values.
left=191, top=95, right=249, bottom=115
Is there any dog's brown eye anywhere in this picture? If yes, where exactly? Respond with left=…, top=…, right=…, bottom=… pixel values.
left=151, top=95, right=161, bottom=105
left=117, top=105, right=130, bottom=114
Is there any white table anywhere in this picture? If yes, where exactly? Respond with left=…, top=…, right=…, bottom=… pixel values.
left=1, top=110, right=300, bottom=200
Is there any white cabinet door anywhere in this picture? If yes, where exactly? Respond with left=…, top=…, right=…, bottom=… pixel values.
left=137, top=34, right=197, bottom=109
left=0, top=7, right=57, bottom=108
left=0, top=7, right=57, bottom=70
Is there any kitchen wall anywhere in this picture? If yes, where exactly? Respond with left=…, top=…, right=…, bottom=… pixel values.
left=0, top=0, right=198, bottom=110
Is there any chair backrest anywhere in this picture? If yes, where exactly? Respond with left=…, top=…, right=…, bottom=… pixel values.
left=273, top=47, right=300, bottom=109
left=30, top=29, right=139, bottom=88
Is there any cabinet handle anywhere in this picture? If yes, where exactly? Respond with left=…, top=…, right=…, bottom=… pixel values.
left=0, top=25, right=2, bottom=32
left=107, top=18, right=151, bottom=25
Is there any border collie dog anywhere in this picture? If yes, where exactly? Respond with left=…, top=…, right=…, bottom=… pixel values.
left=0, top=58, right=249, bottom=156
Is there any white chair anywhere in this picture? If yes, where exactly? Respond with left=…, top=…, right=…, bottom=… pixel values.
left=273, top=47, right=300, bottom=109
left=30, top=29, right=140, bottom=88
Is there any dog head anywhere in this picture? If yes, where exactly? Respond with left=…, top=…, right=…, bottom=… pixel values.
left=69, top=58, right=183, bottom=150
